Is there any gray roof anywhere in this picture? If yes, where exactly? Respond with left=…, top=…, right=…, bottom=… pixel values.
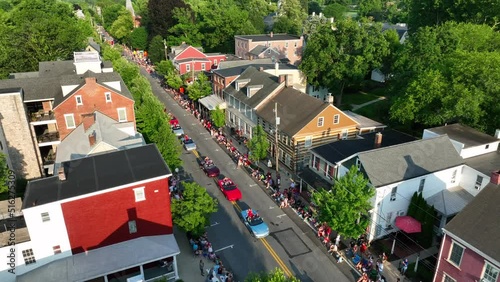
left=213, top=63, right=297, bottom=78
left=224, top=66, right=282, bottom=109
left=426, top=186, right=474, bottom=216
left=444, top=182, right=500, bottom=263
left=0, top=76, right=61, bottom=101
left=256, top=87, right=329, bottom=136
left=343, top=110, right=386, bottom=129
left=358, top=135, right=464, bottom=187
left=53, top=71, right=133, bottom=107
left=382, top=23, right=408, bottom=40
left=23, top=144, right=171, bottom=209
left=88, top=40, right=101, bottom=53
left=176, top=58, right=210, bottom=63
left=236, top=34, right=301, bottom=42
left=464, top=148, right=500, bottom=176
left=54, top=111, right=145, bottom=171
left=249, top=45, right=268, bottom=56
left=17, top=234, right=180, bottom=282
left=427, top=123, right=498, bottom=148
left=312, top=129, right=417, bottom=164
left=218, top=58, right=274, bottom=69
left=38, top=61, right=76, bottom=77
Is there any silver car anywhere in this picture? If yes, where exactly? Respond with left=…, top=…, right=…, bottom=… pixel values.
left=172, top=125, right=184, bottom=137
left=183, top=137, right=197, bottom=151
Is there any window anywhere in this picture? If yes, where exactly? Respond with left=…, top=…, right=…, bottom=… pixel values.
left=314, top=156, right=320, bottom=170
left=483, top=262, right=500, bottom=282
left=328, top=165, right=335, bottom=179
left=333, top=114, right=340, bottom=124
left=214, top=59, right=217, bottom=65
left=201, top=63, right=206, bottom=70
left=475, top=175, right=484, bottom=190
left=443, top=274, right=456, bottom=282
left=386, top=212, right=393, bottom=227
left=323, top=162, right=328, bottom=176
left=285, top=154, right=291, bottom=166
left=285, top=42, right=289, bottom=48
left=317, top=117, right=324, bottom=127
left=128, top=220, right=137, bottom=234
left=64, top=114, right=75, bottom=129
left=485, top=144, right=490, bottom=149
left=418, top=178, right=426, bottom=193
left=390, top=187, right=397, bottom=201
left=41, top=212, right=50, bottom=222
left=75, top=95, right=83, bottom=105
left=268, top=49, right=271, bottom=54
left=117, top=108, right=127, bottom=122
left=451, top=170, right=457, bottom=183
left=186, top=64, right=190, bottom=72
left=305, top=136, right=312, bottom=148
left=294, top=41, right=298, bottom=48
left=53, top=245, right=61, bottom=254
left=105, top=92, right=112, bottom=102
left=22, top=249, right=36, bottom=265
left=448, top=241, right=465, bottom=267
left=341, top=129, right=348, bottom=139
left=134, top=187, right=145, bottom=202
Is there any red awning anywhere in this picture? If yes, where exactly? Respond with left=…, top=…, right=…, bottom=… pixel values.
left=395, top=216, right=421, bottom=233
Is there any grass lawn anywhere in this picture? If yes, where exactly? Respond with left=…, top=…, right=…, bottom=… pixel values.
left=342, top=91, right=383, bottom=106
left=354, top=99, right=390, bottom=123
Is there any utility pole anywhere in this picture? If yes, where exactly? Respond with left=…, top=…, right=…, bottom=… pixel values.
left=191, top=58, right=195, bottom=83
left=274, top=102, right=280, bottom=173
left=163, top=39, right=168, bottom=61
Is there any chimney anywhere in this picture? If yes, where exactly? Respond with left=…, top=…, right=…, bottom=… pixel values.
left=82, top=113, right=95, bottom=132
left=89, top=132, right=96, bottom=146
left=491, top=170, right=500, bottom=185
left=259, top=66, right=264, bottom=72
left=270, top=32, right=273, bottom=38
left=275, top=61, right=279, bottom=75
left=85, top=77, right=96, bottom=84
left=58, top=167, right=66, bottom=181
left=312, top=12, right=316, bottom=17
left=495, top=129, right=500, bottom=139
left=326, top=94, right=334, bottom=104
left=374, top=132, right=383, bottom=148
left=278, top=74, right=286, bottom=84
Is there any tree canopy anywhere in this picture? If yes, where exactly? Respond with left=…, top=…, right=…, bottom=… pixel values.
left=273, top=0, right=308, bottom=36
left=247, top=125, right=269, bottom=162
left=171, top=181, right=218, bottom=236
left=187, top=73, right=212, bottom=101
left=300, top=18, right=390, bottom=105
left=245, top=268, right=300, bottom=282
left=147, top=0, right=187, bottom=39
left=0, top=153, right=10, bottom=194
left=129, top=26, right=149, bottom=50
left=148, top=35, right=166, bottom=64
left=312, top=166, right=375, bottom=239
left=210, top=106, right=226, bottom=128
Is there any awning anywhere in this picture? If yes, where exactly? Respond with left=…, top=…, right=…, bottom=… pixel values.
left=395, top=216, right=421, bottom=233
left=17, top=234, right=180, bottom=282
left=199, top=95, right=227, bottom=111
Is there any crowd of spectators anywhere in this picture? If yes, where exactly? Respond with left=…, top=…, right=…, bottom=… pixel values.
left=189, top=233, right=234, bottom=282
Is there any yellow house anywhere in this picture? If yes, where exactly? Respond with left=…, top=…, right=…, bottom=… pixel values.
left=256, top=87, right=358, bottom=173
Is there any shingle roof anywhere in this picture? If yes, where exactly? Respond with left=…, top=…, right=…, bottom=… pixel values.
left=0, top=76, right=61, bottom=101
left=256, top=87, right=328, bottom=136
left=213, top=63, right=297, bottom=78
left=358, top=135, right=464, bottom=187
left=312, top=129, right=417, bottom=164
left=176, top=58, right=210, bottom=63
left=218, top=58, right=274, bottom=69
left=249, top=45, right=268, bottom=56
left=23, top=144, right=171, bottom=209
left=444, top=182, right=500, bottom=263
left=426, top=186, right=474, bottom=216
left=54, top=111, right=145, bottom=171
left=236, top=34, right=301, bottom=42
left=426, top=123, right=498, bottom=148
left=224, top=66, right=282, bottom=108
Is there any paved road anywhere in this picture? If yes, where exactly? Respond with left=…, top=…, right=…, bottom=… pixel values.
left=142, top=69, right=353, bottom=282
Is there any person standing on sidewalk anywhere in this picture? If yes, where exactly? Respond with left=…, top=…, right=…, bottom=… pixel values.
left=199, top=259, right=205, bottom=276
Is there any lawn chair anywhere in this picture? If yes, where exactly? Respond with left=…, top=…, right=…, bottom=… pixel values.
left=352, top=254, right=361, bottom=264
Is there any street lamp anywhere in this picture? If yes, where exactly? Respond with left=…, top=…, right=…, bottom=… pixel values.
left=274, top=102, right=280, bottom=173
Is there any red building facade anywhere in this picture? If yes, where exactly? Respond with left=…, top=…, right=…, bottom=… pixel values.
left=170, top=45, right=227, bottom=75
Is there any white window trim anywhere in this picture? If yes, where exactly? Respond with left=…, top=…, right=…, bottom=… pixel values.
left=117, top=108, right=127, bottom=122
left=134, top=187, right=146, bottom=202
left=41, top=212, right=50, bottom=222
left=317, top=117, right=324, bottom=127
left=201, top=63, right=206, bottom=70
left=64, top=114, right=76, bottom=129
left=304, top=136, right=313, bottom=148
left=442, top=272, right=456, bottom=282
left=214, top=59, right=217, bottom=65
left=481, top=261, right=500, bottom=282
left=333, top=114, right=340, bottom=124
left=447, top=240, right=465, bottom=269
left=390, top=186, right=397, bottom=201
left=186, top=64, right=190, bottom=72
left=105, top=92, right=112, bottom=102
left=75, top=95, right=83, bottom=105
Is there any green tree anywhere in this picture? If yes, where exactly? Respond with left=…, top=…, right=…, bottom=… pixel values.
left=171, top=182, right=218, bottom=237
left=238, top=0, right=276, bottom=33
left=312, top=166, right=375, bottom=238
left=154, top=123, right=183, bottom=170
left=273, top=0, right=308, bottom=35
left=147, top=0, right=187, bottom=39
left=247, top=125, right=269, bottom=162
left=0, top=153, right=10, bottom=194
left=102, top=43, right=122, bottom=62
left=166, top=72, right=184, bottom=90
left=156, top=60, right=175, bottom=77
left=308, top=1, right=322, bottom=15
left=245, top=268, right=300, bottom=282
left=129, top=26, right=148, bottom=50
left=323, top=3, right=347, bottom=20
left=109, top=9, right=134, bottom=42
left=358, top=0, right=383, bottom=20
left=167, top=7, right=203, bottom=47
left=148, top=35, right=166, bottom=64
left=187, top=73, right=212, bottom=101
left=300, top=18, right=390, bottom=106
left=0, top=0, right=93, bottom=77
left=210, top=106, right=226, bottom=128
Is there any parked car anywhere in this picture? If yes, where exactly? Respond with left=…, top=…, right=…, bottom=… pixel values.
left=172, top=125, right=184, bottom=137
left=169, top=116, right=179, bottom=126
left=240, top=209, right=269, bottom=238
left=182, top=136, right=196, bottom=151
left=216, top=175, right=242, bottom=201
left=199, top=157, right=220, bottom=177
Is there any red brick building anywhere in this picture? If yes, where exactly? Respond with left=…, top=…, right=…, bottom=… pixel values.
left=169, top=43, right=227, bottom=75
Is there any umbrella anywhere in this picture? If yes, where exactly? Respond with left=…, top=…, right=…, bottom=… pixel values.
left=395, top=216, right=421, bottom=233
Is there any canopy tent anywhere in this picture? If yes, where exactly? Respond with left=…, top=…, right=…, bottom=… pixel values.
left=395, top=216, right=421, bottom=233
left=199, top=95, right=227, bottom=111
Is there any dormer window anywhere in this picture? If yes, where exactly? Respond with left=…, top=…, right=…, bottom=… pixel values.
left=235, top=79, right=251, bottom=91
left=105, top=92, right=112, bottom=102
left=75, top=95, right=83, bottom=105
left=246, top=85, right=263, bottom=97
